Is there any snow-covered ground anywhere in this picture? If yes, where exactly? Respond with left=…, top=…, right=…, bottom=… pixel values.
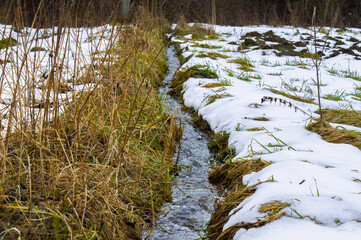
left=0, top=24, right=117, bottom=133
left=172, top=24, right=361, bottom=239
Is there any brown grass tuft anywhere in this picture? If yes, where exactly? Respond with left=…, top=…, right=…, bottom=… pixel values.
left=306, top=119, right=361, bottom=150
left=316, top=108, right=361, bottom=128
left=207, top=158, right=271, bottom=239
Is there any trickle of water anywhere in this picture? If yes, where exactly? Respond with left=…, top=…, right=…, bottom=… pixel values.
left=143, top=46, right=218, bottom=240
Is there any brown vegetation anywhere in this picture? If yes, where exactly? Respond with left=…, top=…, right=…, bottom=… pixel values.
left=160, top=0, right=361, bottom=27
left=207, top=158, right=271, bottom=239
left=306, top=120, right=361, bottom=150
left=0, top=5, right=181, bottom=239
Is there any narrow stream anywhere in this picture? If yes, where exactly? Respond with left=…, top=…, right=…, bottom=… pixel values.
left=144, top=46, right=218, bottom=239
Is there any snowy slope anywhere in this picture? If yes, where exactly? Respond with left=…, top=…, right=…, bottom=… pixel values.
left=172, top=24, right=361, bottom=239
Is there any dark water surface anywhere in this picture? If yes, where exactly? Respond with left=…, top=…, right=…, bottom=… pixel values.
left=143, top=46, right=218, bottom=240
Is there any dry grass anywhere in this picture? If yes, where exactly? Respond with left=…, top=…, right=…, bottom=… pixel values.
left=228, top=57, right=255, bottom=72
left=0, top=8, right=180, bottom=240
left=253, top=117, right=270, bottom=121
left=191, top=43, right=222, bottom=49
left=269, top=88, right=316, bottom=104
left=196, top=52, right=229, bottom=60
left=246, top=127, right=264, bottom=131
left=306, top=119, right=361, bottom=150
left=207, top=158, right=271, bottom=239
left=205, top=93, right=233, bottom=106
left=317, top=109, right=361, bottom=128
left=202, top=79, right=232, bottom=88
left=259, top=200, right=290, bottom=214
left=214, top=200, right=289, bottom=240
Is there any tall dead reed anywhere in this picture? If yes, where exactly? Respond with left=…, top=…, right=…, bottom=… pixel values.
left=0, top=3, right=179, bottom=239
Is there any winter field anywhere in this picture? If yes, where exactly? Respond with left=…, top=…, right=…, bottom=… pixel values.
left=172, top=24, right=361, bottom=239
left=2, top=18, right=361, bottom=239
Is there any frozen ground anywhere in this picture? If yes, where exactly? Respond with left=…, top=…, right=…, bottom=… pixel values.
left=0, top=24, right=117, bottom=133
left=172, top=24, right=361, bottom=239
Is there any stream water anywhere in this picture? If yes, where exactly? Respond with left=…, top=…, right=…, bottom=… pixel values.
left=143, top=46, right=218, bottom=239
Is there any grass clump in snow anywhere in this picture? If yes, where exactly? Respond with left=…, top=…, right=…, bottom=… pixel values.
left=253, top=116, right=270, bottom=121
left=0, top=37, right=17, bottom=49
left=327, top=67, right=361, bottom=81
left=306, top=120, right=361, bottom=150
left=246, top=127, right=264, bottom=131
left=257, top=200, right=291, bottom=224
left=175, top=22, right=220, bottom=41
left=351, top=86, right=361, bottom=100
left=237, top=71, right=252, bottom=82
left=171, top=65, right=218, bottom=97
left=259, top=201, right=290, bottom=214
left=191, top=43, right=222, bottom=49
left=341, top=69, right=361, bottom=81
left=202, top=79, right=232, bottom=88
left=323, top=89, right=347, bottom=101
left=268, top=71, right=283, bottom=76
left=228, top=57, right=255, bottom=71
left=236, top=72, right=261, bottom=82
left=285, top=58, right=308, bottom=69
left=207, top=158, right=271, bottom=239
left=205, top=92, right=233, bottom=106
left=268, top=88, right=316, bottom=104
left=196, top=52, right=229, bottom=60
left=251, top=73, right=262, bottom=79
left=316, top=109, right=361, bottom=128
left=207, top=131, right=236, bottom=163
